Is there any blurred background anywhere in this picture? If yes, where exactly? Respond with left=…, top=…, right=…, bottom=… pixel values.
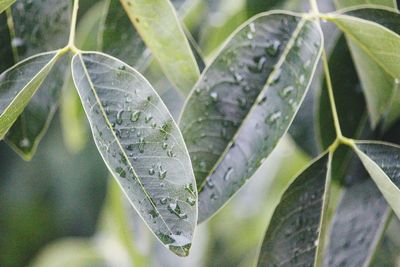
left=1, top=0, right=400, bottom=266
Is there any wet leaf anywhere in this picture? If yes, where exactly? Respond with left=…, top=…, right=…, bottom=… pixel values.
left=179, top=12, right=323, bottom=222
left=0, top=0, right=14, bottom=14
left=3, top=0, right=71, bottom=159
left=119, top=0, right=200, bottom=95
left=324, top=177, right=390, bottom=267
left=327, top=7, right=400, bottom=127
left=71, top=52, right=197, bottom=257
left=354, top=141, right=400, bottom=220
left=257, top=153, right=331, bottom=267
left=334, top=0, right=397, bottom=9
left=0, top=51, right=62, bottom=140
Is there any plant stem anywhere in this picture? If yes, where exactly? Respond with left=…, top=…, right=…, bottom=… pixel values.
left=309, top=0, right=319, bottom=14
left=322, top=50, right=343, bottom=139
left=68, top=0, right=80, bottom=48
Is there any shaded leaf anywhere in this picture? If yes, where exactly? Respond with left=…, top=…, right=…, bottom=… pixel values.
left=327, top=7, right=400, bottom=127
left=354, top=141, right=400, bottom=220
left=3, top=0, right=71, bottom=158
left=179, top=12, right=323, bottom=222
left=119, top=0, right=200, bottom=95
left=71, top=52, right=197, bottom=256
left=0, top=13, right=13, bottom=72
left=257, top=153, right=331, bottom=267
left=0, top=51, right=62, bottom=139
left=324, top=177, right=390, bottom=267
left=0, top=0, right=14, bottom=14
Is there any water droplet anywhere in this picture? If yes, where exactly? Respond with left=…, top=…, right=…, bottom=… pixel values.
left=266, top=111, right=282, bottom=125
left=206, top=178, right=214, bottom=188
left=249, top=22, right=255, bottom=33
left=118, top=65, right=126, bottom=71
left=257, top=95, right=267, bottom=105
left=162, top=142, right=168, bottom=150
left=19, top=138, right=30, bottom=148
left=158, top=166, right=167, bottom=179
left=186, top=197, right=196, bottom=206
left=131, top=111, right=141, bottom=122
left=116, top=110, right=123, bottom=125
left=266, top=40, right=280, bottom=56
left=237, top=97, right=247, bottom=109
left=223, top=167, right=233, bottom=181
left=148, top=168, right=155, bottom=175
left=299, top=74, right=305, bottom=85
left=145, top=114, right=152, bottom=123
left=270, top=68, right=282, bottom=84
left=160, top=197, right=168, bottom=205
left=234, top=72, right=243, bottom=82
left=138, top=137, right=145, bottom=153
left=167, top=149, right=175, bottom=157
left=210, top=92, right=218, bottom=102
left=168, top=203, right=187, bottom=219
left=115, top=167, right=126, bottom=178
left=195, top=87, right=201, bottom=95
left=279, top=86, right=294, bottom=98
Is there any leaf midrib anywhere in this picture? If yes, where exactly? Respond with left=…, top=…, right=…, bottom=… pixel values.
left=197, top=16, right=309, bottom=191
left=75, top=53, right=183, bottom=253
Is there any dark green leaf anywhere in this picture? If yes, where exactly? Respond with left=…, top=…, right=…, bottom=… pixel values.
left=324, top=178, right=390, bottom=267
left=119, top=0, right=200, bottom=95
left=257, top=153, right=331, bottom=267
left=71, top=52, right=197, bottom=257
left=354, top=141, right=400, bottom=220
left=0, top=51, right=62, bottom=140
left=3, top=0, right=71, bottom=159
left=179, top=12, right=323, bottom=222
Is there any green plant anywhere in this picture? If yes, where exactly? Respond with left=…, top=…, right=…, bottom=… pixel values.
left=1, top=0, right=400, bottom=265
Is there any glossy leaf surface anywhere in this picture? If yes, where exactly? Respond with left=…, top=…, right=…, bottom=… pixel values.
left=180, top=12, right=323, bottom=222
left=119, top=0, right=200, bottom=95
left=354, top=141, right=400, bottom=220
left=257, top=153, right=331, bottom=267
left=3, top=0, right=71, bottom=158
left=328, top=7, right=400, bottom=127
left=0, top=51, right=60, bottom=139
left=71, top=52, right=197, bottom=257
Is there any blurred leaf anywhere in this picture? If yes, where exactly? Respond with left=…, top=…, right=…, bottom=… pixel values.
left=99, top=0, right=150, bottom=69
left=354, top=141, right=400, bottom=220
left=334, top=0, right=396, bottom=9
left=324, top=177, right=390, bottom=266
left=30, top=238, right=104, bottom=267
left=119, top=0, right=200, bottom=95
left=327, top=7, right=400, bottom=127
left=71, top=52, right=197, bottom=257
left=179, top=12, right=323, bottom=222
left=257, top=153, right=331, bottom=267
left=0, top=0, right=14, bottom=14
left=3, top=0, right=71, bottom=159
left=0, top=51, right=62, bottom=141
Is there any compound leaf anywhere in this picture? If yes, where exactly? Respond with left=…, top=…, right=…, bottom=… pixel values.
left=179, top=12, right=323, bottom=222
left=257, top=153, right=331, bottom=267
left=354, top=141, right=400, bottom=220
left=71, top=52, right=197, bottom=257
left=119, top=0, right=200, bottom=95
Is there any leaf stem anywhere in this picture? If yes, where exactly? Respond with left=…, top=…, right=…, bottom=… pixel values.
left=309, top=0, right=319, bottom=14
left=68, top=0, right=79, bottom=48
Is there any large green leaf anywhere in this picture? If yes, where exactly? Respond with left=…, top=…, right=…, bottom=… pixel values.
left=179, top=11, right=323, bottom=222
left=257, top=153, right=331, bottom=267
left=353, top=141, right=400, bottom=220
left=0, top=0, right=14, bottom=14
left=119, top=0, right=200, bottom=95
left=327, top=7, right=400, bottom=127
left=334, top=0, right=397, bottom=9
left=71, top=52, right=197, bottom=257
left=0, top=51, right=62, bottom=140
left=2, top=0, right=71, bottom=159
left=324, top=177, right=390, bottom=267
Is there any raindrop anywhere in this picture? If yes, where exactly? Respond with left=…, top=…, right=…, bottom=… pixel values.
left=148, top=168, right=155, bottom=175
left=138, top=137, right=145, bottom=153
left=162, top=142, right=168, bottom=150
left=237, top=97, right=247, bottom=109
left=206, top=178, right=214, bottom=188
left=168, top=203, right=187, bottom=219
left=116, top=110, right=123, bottom=125
left=266, top=40, right=280, bottom=56
left=158, top=165, right=167, bottom=179
left=257, top=95, right=267, bottom=105
left=167, top=149, right=175, bottom=157
left=19, top=138, right=30, bottom=148
left=223, top=167, right=233, bottom=181
left=145, top=114, right=153, bottom=123
left=131, top=111, right=141, bottom=122
left=270, top=68, right=282, bottom=84
left=160, top=197, right=168, bottom=205
left=266, top=111, right=282, bottom=125
left=186, top=197, right=196, bottom=206
left=279, top=86, right=294, bottom=98
left=210, top=92, right=218, bottom=102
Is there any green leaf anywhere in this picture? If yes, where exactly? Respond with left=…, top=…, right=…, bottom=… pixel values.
left=71, top=52, right=197, bottom=257
left=334, top=0, right=397, bottom=9
left=0, top=0, right=14, bottom=14
left=179, top=12, right=323, bottom=222
left=324, top=178, right=391, bottom=266
left=3, top=0, right=71, bottom=159
left=0, top=13, right=13, bottom=72
left=119, top=0, right=200, bottom=95
left=257, top=153, right=331, bottom=267
left=99, top=0, right=150, bottom=69
left=0, top=51, right=62, bottom=140
left=353, top=141, right=400, bottom=220
left=327, top=7, right=400, bottom=127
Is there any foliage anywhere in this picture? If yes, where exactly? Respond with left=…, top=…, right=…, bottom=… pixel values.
left=1, top=0, right=400, bottom=265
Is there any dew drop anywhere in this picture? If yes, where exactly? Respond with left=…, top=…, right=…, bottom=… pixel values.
left=266, top=111, right=282, bottom=125
left=131, top=111, right=141, bottom=122
left=138, top=137, right=145, bottom=153
left=160, top=197, right=168, bottom=205
left=19, top=138, right=30, bottom=148
left=210, top=92, right=218, bottom=102
left=148, top=168, right=155, bottom=175
left=279, top=86, right=294, bottom=98
left=266, top=40, right=280, bottom=56
left=116, top=110, right=123, bottom=125
left=223, top=167, right=233, bottom=181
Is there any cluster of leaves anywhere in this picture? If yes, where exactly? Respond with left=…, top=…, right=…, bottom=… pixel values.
left=0, top=0, right=400, bottom=265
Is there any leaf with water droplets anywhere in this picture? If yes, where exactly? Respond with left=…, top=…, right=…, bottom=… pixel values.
left=334, top=0, right=396, bottom=9
left=257, top=153, right=331, bottom=267
left=179, top=12, right=323, bottom=222
left=119, top=0, right=200, bottom=95
left=327, top=7, right=400, bottom=127
left=1, top=0, right=71, bottom=159
left=353, top=141, right=400, bottom=220
left=71, top=52, right=197, bottom=257
left=0, top=51, right=63, bottom=141
left=0, top=0, right=14, bottom=14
